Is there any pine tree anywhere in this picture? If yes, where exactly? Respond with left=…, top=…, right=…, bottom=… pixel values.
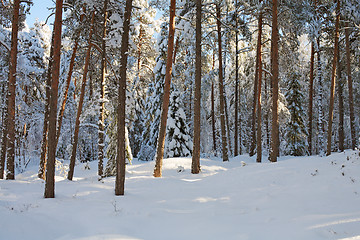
left=165, top=89, right=193, bottom=158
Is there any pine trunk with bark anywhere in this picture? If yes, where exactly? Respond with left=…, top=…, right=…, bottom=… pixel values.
left=115, top=0, right=133, bottom=195
left=256, top=5, right=263, bottom=163
left=191, top=0, right=201, bottom=174
left=270, top=0, right=279, bottom=163
left=68, top=11, right=95, bottom=181
left=326, top=0, right=340, bottom=156
left=153, top=0, right=176, bottom=177
left=234, top=0, right=239, bottom=156
left=345, top=22, right=356, bottom=150
left=98, top=0, right=109, bottom=179
left=44, top=0, right=63, bottom=198
left=4, top=0, right=21, bottom=180
left=216, top=3, right=229, bottom=162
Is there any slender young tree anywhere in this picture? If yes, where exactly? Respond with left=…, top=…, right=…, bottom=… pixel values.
left=56, top=11, right=85, bottom=147
left=38, top=36, right=53, bottom=180
left=115, top=0, right=133, bottom=195
left=153, top=0, right=176, bottom=177
left=216, top=2, right=229, bottom=162
left=256, top=1, right=263, bottom=163
left=337, top=44, right=344, bottom=152
left=68, top=11, right=95, bottom=180
left=98, top=0, right=109, bottom=179
left=326, top=0, right=340, bottom=156
left=269, top=0, right=279, bottom=163
left=44, top=0, right=63, bottom=198
left=191, top=0, right=201, bottom=174
left=211, top=54, right=216, bottom=153
left=345, top=22, right=356, bottom=150
left=308, top=43, right=315, bottom=155
left=3, top=0, right=21, bottom=180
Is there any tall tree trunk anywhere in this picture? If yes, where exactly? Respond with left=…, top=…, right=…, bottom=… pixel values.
left=38, top=34, right=53, bottom=179
left=345, top=22, right=356, bottom=150
left=4, top=0, right=21, bottom=180
left=153, top=0, right=176, bottom=177
left=326, top=0, right=340, bottom=156
left=191, top=0, right=201, bottom=174
left=115, top=0, right=133, bottom=195
left=211, top=53, right=216, bottom=153
left=269, top=0, right=279, bottom=162
left=256, top=5, right=263, bottom=163
left=224, top=95, right=232, bottom=156
left=56, top=12, right=85, bottom=147
left=234, top=0, right=239, bottom=156
left=216, top=3, right=229, bottom=162
left=337, top=46, right=344, bottom=152
left=68, top=11, right=95, bottom=181
left=308, top=43, right=315, bottom=155
left=98, top=0, right=108, bottom=179
left=44, top=0, right=63, bottom=198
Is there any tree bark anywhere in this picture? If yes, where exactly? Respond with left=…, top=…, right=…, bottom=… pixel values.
left=326, top=0, right=340, bottom=156
left=4, top=0, right=21, bottom=180
left=345, top=22, right=356, bottom=150
left=191, top=0, right=201, bottom=174
left=44, top=0, right=63, bottom=198
left=115, top=0, right=133, bottom=195
left=256, top=5, right=263, bottom=163
left=234, top=0, right=239, bottom=157
left=308, top=43, right=315, bottom=155
left=153, top=0, right=176, bottom=177
left=216, top=3, right=229, bottom=162
left=68, top=11, right=95, bottom=181
left=269, top=0, right=279, bottom=163
left=56, top=12, right=85, bottom=147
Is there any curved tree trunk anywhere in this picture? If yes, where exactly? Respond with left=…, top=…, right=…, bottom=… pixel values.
left=153, top=0, right=176, bottom=177
left=326, top=0, right=340, bottom=156
left=55, top=12, right=85, bottom=147
left=216, top=3, right=229, bottom=162
left=68, top=11, right=95, bottom=181
left=44, top=0, right=63, bottom=198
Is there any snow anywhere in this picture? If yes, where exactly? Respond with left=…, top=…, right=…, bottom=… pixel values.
left=1, top=151, right=360, bottom=240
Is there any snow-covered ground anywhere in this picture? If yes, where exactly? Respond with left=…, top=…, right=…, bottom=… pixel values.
left=1, top=151, right=360, bottom=240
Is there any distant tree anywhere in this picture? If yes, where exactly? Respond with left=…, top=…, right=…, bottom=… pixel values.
left=326, top=0, right=340, bottom=156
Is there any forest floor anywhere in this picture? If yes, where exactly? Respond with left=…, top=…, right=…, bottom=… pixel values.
left=1, top=151, right=360, bottom=240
